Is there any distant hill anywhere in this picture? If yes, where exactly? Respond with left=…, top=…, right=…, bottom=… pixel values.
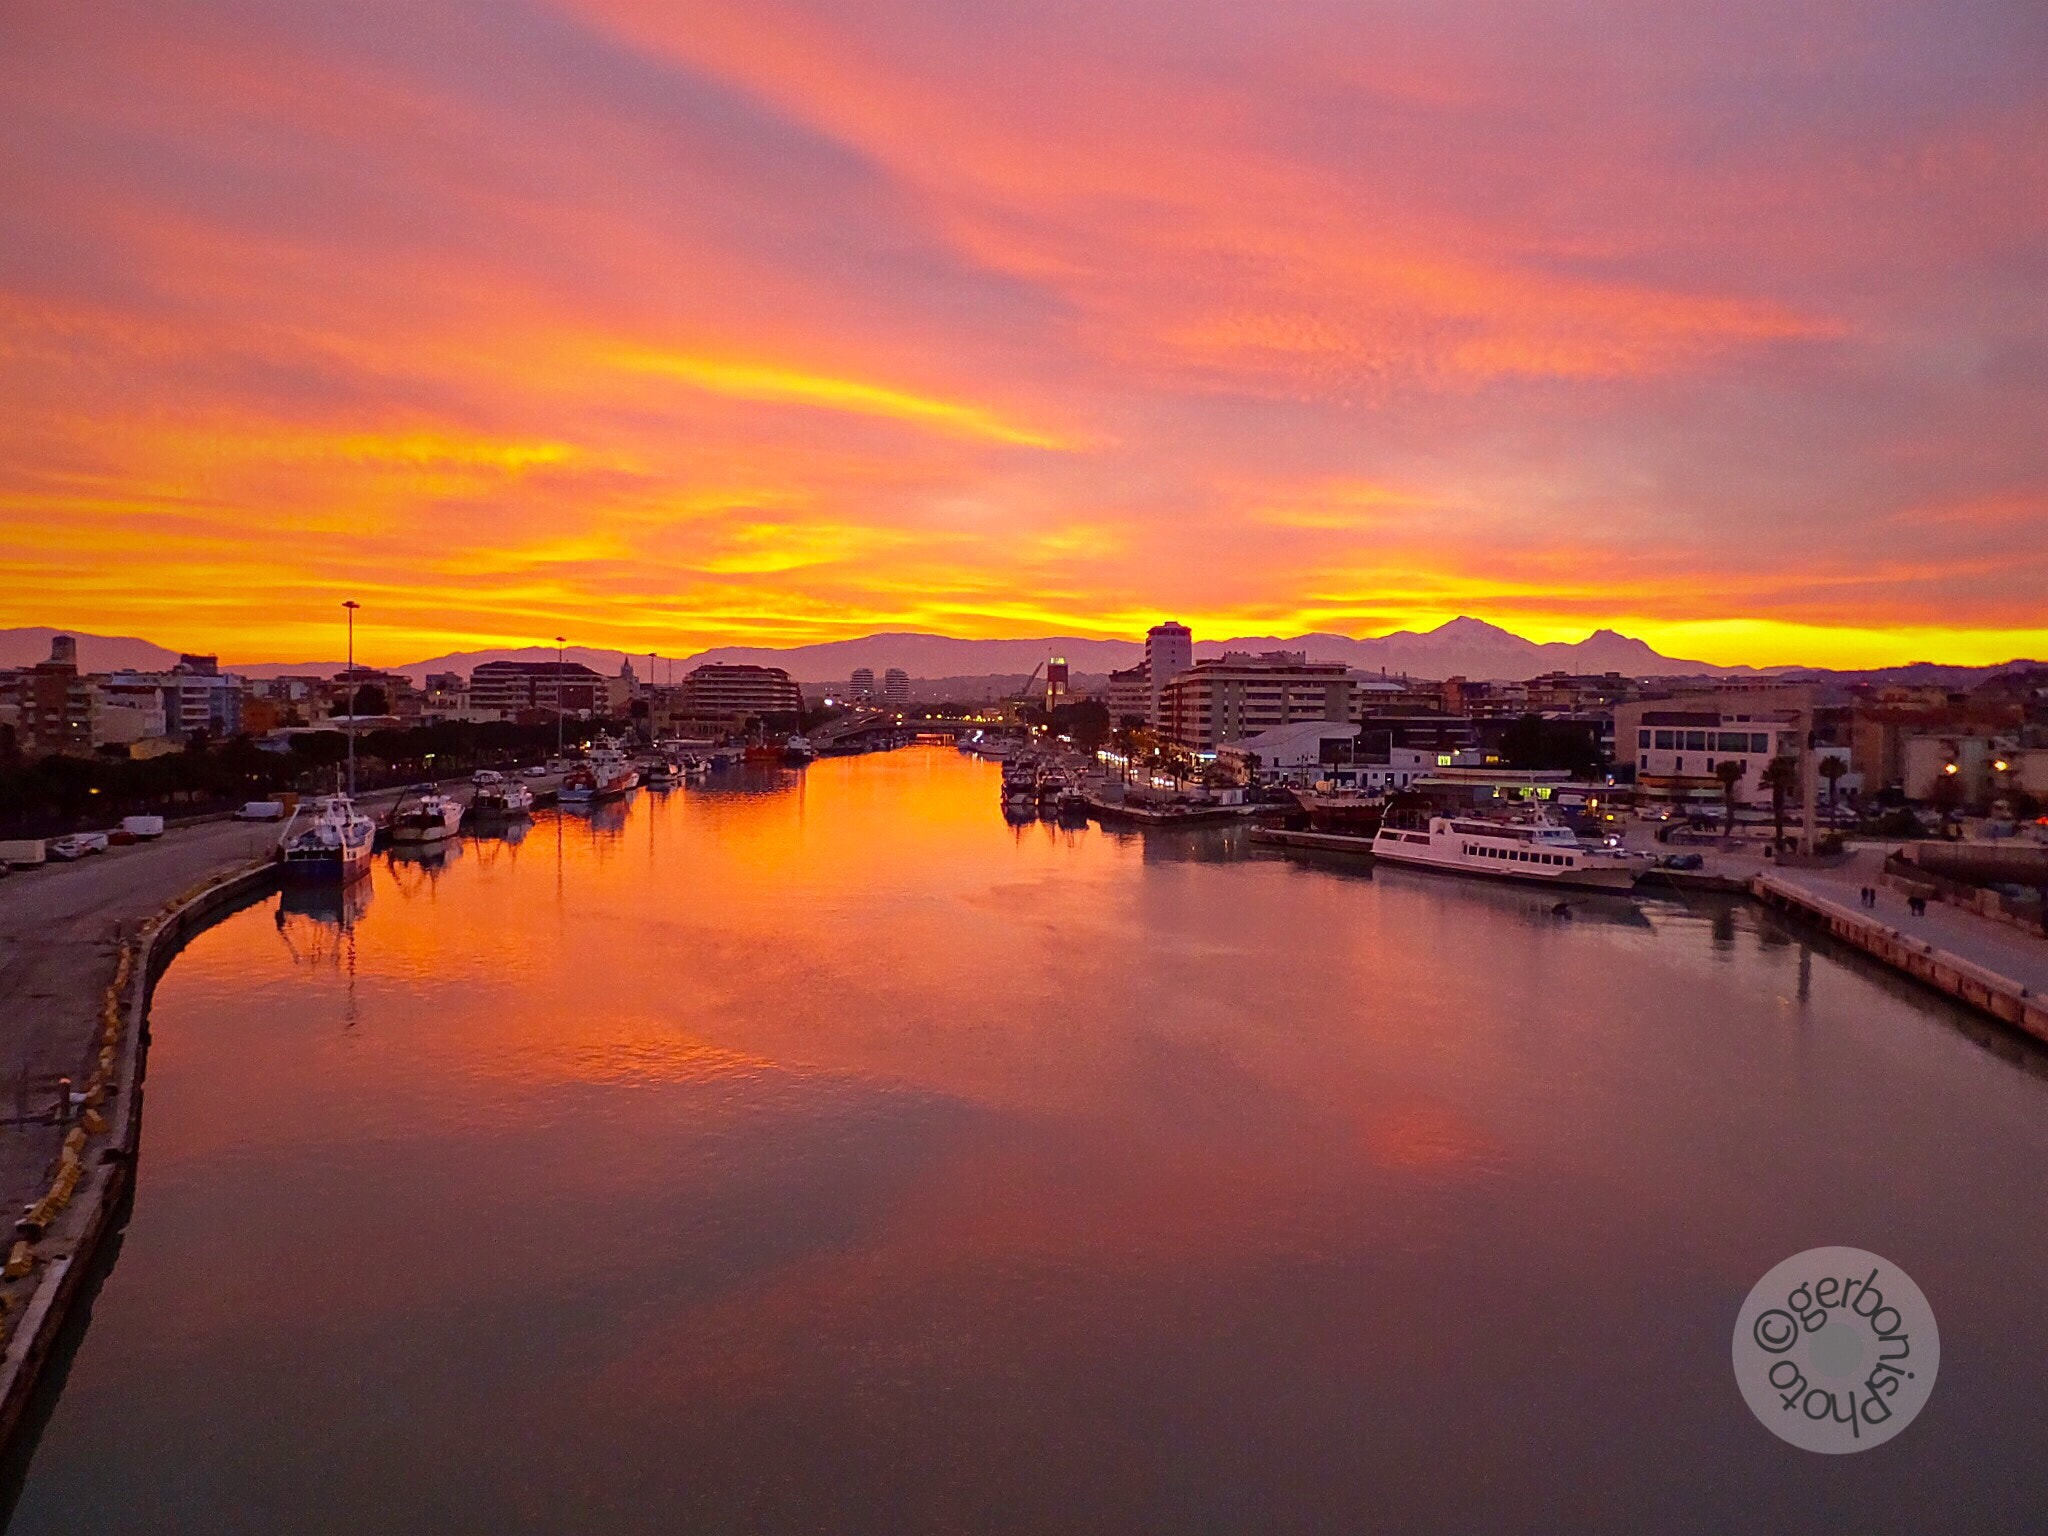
left=671, top=618, right=1754, bottom=683
left=9, top=621, right=2039, bottom=688
left=0, top=627, right=186, bottom=673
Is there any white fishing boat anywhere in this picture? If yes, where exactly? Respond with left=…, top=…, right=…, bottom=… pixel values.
left=558, top=740, right=638, bottom=803
left=390, top=787, right=464, bottom=843
left=1370, top=807, right=1639, bottom=890
left=279, top=795, right=376, bottom=883
left=467, top=770, right=533, bottom=820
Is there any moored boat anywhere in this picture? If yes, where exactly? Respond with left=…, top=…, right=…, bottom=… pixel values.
left=1369, top=807, right=1639, bottom=890
left=558, top=741, right=639, bottom=803
left=278, top=795, right=376, bottom=883
left=1294, top=788, right=1386, bottom=837
left=390, top=787, right=464, bottom=843
left=467, top=770, right=534, bottom=820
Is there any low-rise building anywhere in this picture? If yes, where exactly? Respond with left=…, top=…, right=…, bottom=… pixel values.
left=8, top=635, right=95, bottom=756
left=468, top=661, right=605, bottom=718
left=1617, top=703, right=1804, bottom=806
left=1160, top=651, right=1353, bottom=751
left=679, top=663, right=805, bottom=723
left=1106, top=664, right=1149, bottom=726
left=1215, top=720, right=1361, bottom=778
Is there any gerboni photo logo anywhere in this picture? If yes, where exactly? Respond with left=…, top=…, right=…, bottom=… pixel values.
left=1731, top=1246, right=1939, bottom=1453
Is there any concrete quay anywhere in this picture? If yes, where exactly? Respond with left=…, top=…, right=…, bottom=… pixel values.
left=0, top=774, right=549, bottom=1450
left=1751, top=852, right=2048, bottom=1045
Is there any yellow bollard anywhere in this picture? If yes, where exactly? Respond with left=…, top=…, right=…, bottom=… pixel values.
left=82, top=1106, right=106, bottom=1131
left=63, top=1127, right=87, bottom=1156
left=5, top=1241, right=34, bottom=1279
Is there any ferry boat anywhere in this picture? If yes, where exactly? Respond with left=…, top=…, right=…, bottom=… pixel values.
left=1370, top=807, right=1639, bottom=890
left=467, top=771, right=533, bottom=820
left=558, top=741, right=639, bottom=804
left=390, top=787, right=464, bottom=843
left=278, top=795, right=376, bottom=883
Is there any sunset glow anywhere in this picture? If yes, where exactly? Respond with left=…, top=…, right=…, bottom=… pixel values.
left=4, top=1, right=2044, bottom=666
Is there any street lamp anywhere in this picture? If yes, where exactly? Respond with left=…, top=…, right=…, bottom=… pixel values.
left=343, top=600, right=360, bottom=796
left=554, top=635, right=566, bottom=758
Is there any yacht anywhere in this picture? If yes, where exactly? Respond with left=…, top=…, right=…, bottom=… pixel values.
left=467, top=771, right=533, bottom=820
left=1370, top=807, right=1639, bottom=890
left=390, top=787, right=464, bottom=843
left=784, top=735, right=817, bottom=764
left=279, top=795, right=376, bottom=883
left=559, top=741, right=639, bottom=804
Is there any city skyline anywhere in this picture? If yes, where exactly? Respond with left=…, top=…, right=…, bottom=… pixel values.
left=5, top=2, right=2045, bottom=668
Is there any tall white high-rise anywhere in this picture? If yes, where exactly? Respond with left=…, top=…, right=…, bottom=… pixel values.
left=882, top=667, right=909, bottom=707
left=1145, top=622, right=1193, bottom=728
left=850, top=666, right=875, bottom=701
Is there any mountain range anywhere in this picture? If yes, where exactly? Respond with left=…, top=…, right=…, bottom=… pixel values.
left=3, top=620, right=2038, bottom=689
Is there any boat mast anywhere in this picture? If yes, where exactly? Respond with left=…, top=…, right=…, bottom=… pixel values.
left=343, top=599, right=360, bottom=797
left=554, top=635, right=567, bottom=759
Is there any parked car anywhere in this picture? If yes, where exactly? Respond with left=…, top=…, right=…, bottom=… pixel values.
left=48, top=832, right=110, bottom=861
left=1658, top=852, right=1706, bottom=871
left=521, top=764, right=549, bottom=778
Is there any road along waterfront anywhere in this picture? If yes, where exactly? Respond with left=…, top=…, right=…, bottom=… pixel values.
left=7, top=747, right=2048, bottom=1533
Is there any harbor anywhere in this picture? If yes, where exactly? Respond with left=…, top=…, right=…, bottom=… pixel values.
left=4, top=747, right=2046, bottom=1532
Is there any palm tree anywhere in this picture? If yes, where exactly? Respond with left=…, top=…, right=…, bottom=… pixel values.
left=1761, top=756, right=1802, bottom=850
left=1713, top=759, right=1745, bottom=838
left=1818, top=754, right=1849, bottom=826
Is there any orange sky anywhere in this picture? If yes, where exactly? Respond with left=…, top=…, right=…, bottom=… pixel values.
left=3, top=1, right=2045, bottom=668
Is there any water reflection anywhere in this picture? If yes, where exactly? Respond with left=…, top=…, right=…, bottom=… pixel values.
left=10, top=748, right=2048, bottom=1535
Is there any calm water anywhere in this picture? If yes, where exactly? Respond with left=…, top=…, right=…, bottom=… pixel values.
left=7, top=748, right=2047, bottom=1533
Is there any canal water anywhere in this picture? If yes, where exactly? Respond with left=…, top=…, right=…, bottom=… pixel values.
left=6, top=747, right=2046, bottom=1533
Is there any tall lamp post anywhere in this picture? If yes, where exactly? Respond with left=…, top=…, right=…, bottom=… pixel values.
left=343, top=599, right=360, bottom=796
left=554, top=635, right=567, bottom=758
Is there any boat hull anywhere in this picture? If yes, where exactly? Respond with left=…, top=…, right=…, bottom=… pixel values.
left=281, top=843, right=373, bottom=884
left=1369, top=845, right=1639, bottom=890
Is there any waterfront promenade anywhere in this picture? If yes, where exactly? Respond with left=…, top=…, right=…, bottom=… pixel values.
left=0, top=819, right=278, bottom=1222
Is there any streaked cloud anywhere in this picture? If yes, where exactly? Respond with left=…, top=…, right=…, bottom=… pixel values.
left=1, top=0, right=2043, bottom=667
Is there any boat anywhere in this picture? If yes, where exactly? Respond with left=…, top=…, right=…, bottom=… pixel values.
left=641, top=757, right=680, bottom=787
left=278, top=795, right=376, bottom=883
left=784, top=734, right=817, bottom=765
left=467, top=770, right=533, bottom=820
left=1294, top=787, right=1386, bottom=837
left=558, top=741, right=639, bottom=804
left=389, top=787, right=464, bottom=843
left=1369, top=806, right=1640, bottom=890
left=47, top=832, right=110, bottom=861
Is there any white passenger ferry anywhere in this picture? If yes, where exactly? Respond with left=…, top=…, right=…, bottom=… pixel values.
left=1370, top=809, right=1640, bottom=890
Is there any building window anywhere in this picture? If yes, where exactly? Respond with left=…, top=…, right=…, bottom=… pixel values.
left=1751, top=733, right=1769, bottom=752
left=1685, top=730, right=1708, bottom=751
left=1638, top=729, right=1650, bottom=747
left=1654, top=731, right=1674, bottom=749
